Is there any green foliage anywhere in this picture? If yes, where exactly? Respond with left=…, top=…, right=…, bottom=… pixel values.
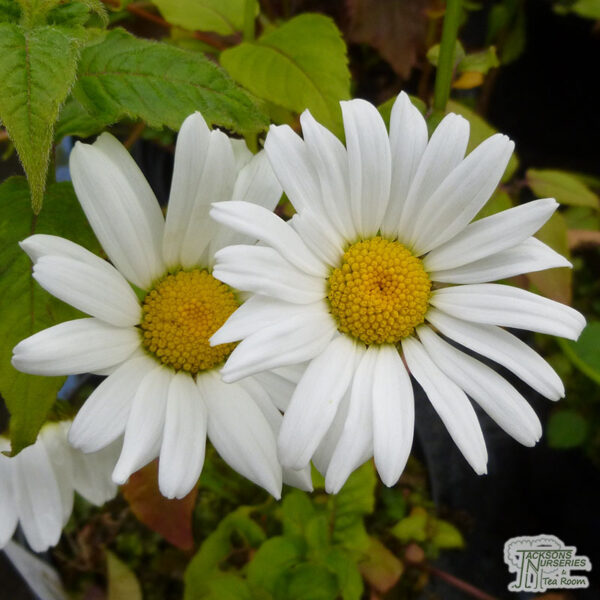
left=72, top=28, right=269, bottom=135
left=459, top=46, right=499, bottom=74
left=54, top=96, right=107, bottom=141
left=0, top=177, right=100, bottom=453
left=0, top=23, right=82, bottom=211
left=0, top=0, right=21, bottom=22
left=152, top=0, right=255, bottom=36
left=220, top=14, right=350, bottom=136
left=527, top=168, right=600, bottom=210
left=559, top=322, right=600, bottom=385
left=547, top=410, right=589, bottom=448
left=106, top=551, right=143, bottom=600
left=555, top=0, right=600, bottom=19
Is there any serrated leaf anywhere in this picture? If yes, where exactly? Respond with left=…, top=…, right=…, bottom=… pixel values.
left=0, top=0, right=21, bottom=22
left=547, top=410, right=589, bottom=448
left=0, top=177, right=100, bottom=453
left=55, top=96, right=107, bottom=141
left=320, top=547, right=363, bottom=600
left=247, top=536, right=306, bottom=597
left=220, top=13, right=350, bottom=135
left=527, top=168, right=600, bottom=210
left=287, top=563, right=338, bottom=600
left=47, top=0, right=107, bottom=27
left=529, top=212, right=571, bottom=304
left=73, top=28, right=268, bottom=135
left=152, top=0, right=253, bottom=35
left=280, top=490, right=316, bottom=537
left=106, top=551, right=142, bottom=600
left=121, top=460, right=197, bottom=550
left=560, top=322, right=600, bottom=385
left=446, top=100, right=518, bottom=181
left=0, top=24, right=81, bottom=211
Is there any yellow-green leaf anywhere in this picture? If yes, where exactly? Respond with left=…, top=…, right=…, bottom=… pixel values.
left=106, top=551, right=142, bottom=600
left=527, top=168, right=600, bottom=210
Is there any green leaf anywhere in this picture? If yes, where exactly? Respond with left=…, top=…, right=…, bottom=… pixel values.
left=527, top=169, right=600, bottom=210
left=431, top=518, right=465, bottom=549
left=559, top=322, right=600, bottom=385
left=247, top=536, right=306, bottom=597
left=184, top=507, right=265, bottom=599
left=280, top=490, right=316, bottom=537
left=55, top=96, right=107, bottom=141
left=358, top=537, right=403, bottom=594
left=195, top=574, right=253, bottom=600
left=46, top=0, right=108, bottom=27
left=73, top=28, right=268, bottom=135
left=0, top=24, right=81, bottom=211
left=287, top=563, right=338, bottom=600
left=152, top=0, right=253, bottom=35
left=446, top=100, right=518, bottom=181
left=106, top=551, right=142, bottom=600
left=569, top=0, right=600, bottom=20
left=529, top=212, right=571, bottom=305
left=0, top=177, right=100, bottom=453
left=0, top=0, right=21, bottom=23
left=458, top=46, right=499, bottom=74
left=391, top=507, right=428, bottom=543
left=427, top=41, right=465, bottom=69
left=320, top=547, right=363, bottom=600
left=547, top=410, right=589, bottom=448
left=220, top=13, right=350, bottom=135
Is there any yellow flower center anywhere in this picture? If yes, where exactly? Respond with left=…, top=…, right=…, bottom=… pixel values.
left=140, top=270, right=239, bottom=374
left=328, top=237, right=431, bottom=345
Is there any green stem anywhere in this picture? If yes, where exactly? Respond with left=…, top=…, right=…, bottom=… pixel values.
left=242, top=0, right=255, bottom=42
left=432, top=0, right=462, bottom=113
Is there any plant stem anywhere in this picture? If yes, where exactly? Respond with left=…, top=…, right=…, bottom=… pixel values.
left=432, top=0, right=462, bottom=113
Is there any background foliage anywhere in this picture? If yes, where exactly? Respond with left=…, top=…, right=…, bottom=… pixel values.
left=1, top=0, right=599, bottom=598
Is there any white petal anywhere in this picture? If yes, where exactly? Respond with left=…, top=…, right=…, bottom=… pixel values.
left=431, top=284, right=586, bottom=340
left=417, top=326, right=542, bottom=446
left=33, top=256, right=141, bottom=327
left=211, top=201, right=326, bottom=277
left=239, top=378, right=313, bottom=492
left=163, top=112, right=211, bottom=268
left=290, top=211, right=344, bottom=268
left=372, top=344, right=415, bottom=487
left=70, top=135, right=165, bottom=289
left=264, top=124, right=321, bottom=214
left=11, top=441, right=64, bottom=552
left=159, top=373, right=207, bottom=499
left=0, top=451, right=18, bottom=547
left=426, top=308, right=565, bottom=400
left=312, top=391, right=351, bottom=476
left=424, top=198, right=559, bottom=271
left=39, top=422, right=74, bottom=524
left=252, top=363, right=307, bottom=412
left=402, top=336, right=488, bottom=474
left=398, top=114, right=469, bottom=244
left=12, top=319, right=141, bottom=376
left=411, top=134, right=515, bottom=255
left=112, top=365, right=171, bottom=484
left=220, top=303, right=336, bottom=382
left=69, top=355, right=154, bottom=452
left=278, top=335, right=358, bottom=470
left=230, top=137, right=253, bottom=170
left=71, top=440, right=120, bottom=505
left=208, top=151, right=283, bottom=263
left=20, top=234, right=106, bottom=267
left=199, top=372, right=282, bottom=498
left=300, top=109, right=356, bottom=240
left=341, top=99, right=392, bottom=238
left=211, top=295, right=311, bottom=345
left=213, top=245, right=326, bottom=304
left=325, top=344, right=374, bottom=494
left=382, top=92, right=428, bottom=238
left=179, top=130, right=237, bottom=269
left=431, top=237, right=572, bottom=284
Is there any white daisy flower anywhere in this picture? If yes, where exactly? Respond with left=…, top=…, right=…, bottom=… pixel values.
left=209, top=92, right=586, bottom=494
left=12, top=113, right=312, bottom=500
left=0, top=421, right=119, bottom=552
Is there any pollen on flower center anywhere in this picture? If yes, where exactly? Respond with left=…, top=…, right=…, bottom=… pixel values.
left=327, top=237, right=431, bottom=345
left=140, top=270, right=239, bottom=374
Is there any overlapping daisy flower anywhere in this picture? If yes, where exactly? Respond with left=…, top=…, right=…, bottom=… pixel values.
left=11, top=113, right=311, bottom=500
left=210, top=92, right=586, bottom=493
left=0, top=421, right=119, bottom=552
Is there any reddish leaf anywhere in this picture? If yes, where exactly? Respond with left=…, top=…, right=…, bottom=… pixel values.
left=359, top=536, right=404, bottom=593
left=121, top=460, right=197, bottom=550
left=346, top=0, right=434, bottom=78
